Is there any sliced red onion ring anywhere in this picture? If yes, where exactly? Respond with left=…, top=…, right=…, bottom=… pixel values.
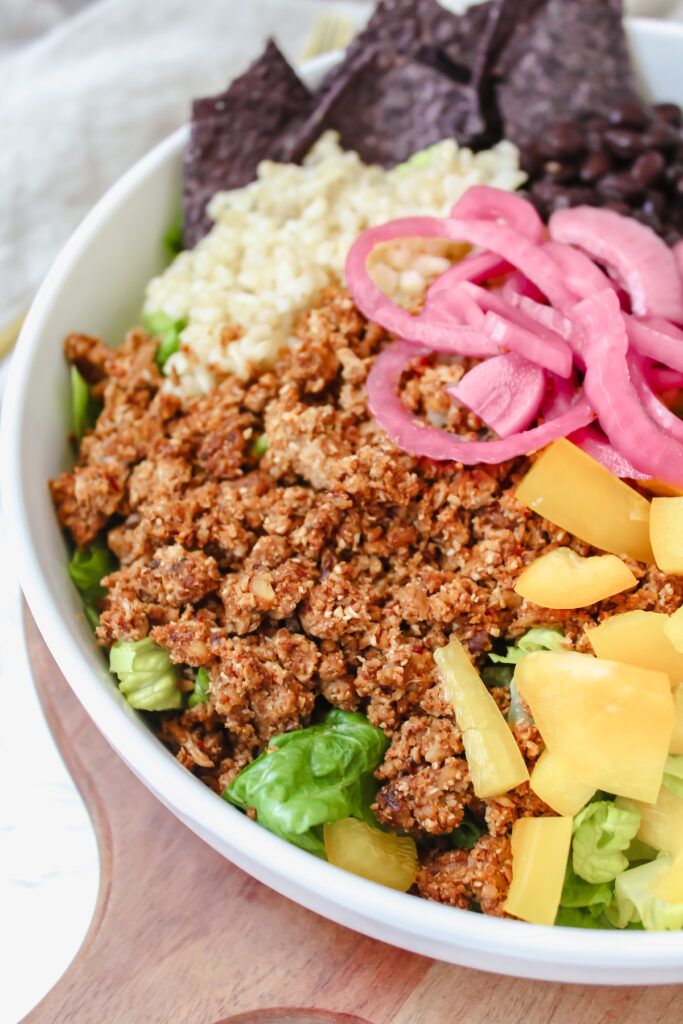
left=460, top=283, right=573, bottom=376
left=366, top=340, right=592, bottom=464
left=446, top=352, right=546, bottom=437
left=628, top=354, right=683, bottom=444
left=650, top=366, right=683, bottom=391
left=501, top=272, right=545, bottom=305
left=542, top=239, right=614, bottom=302
left=345, top=216, right=577, bottom=347
left=550, top=206, right=683, bottom=323
left=509, top=294, right=574, bottom=341
left=624, top=315, right=683, bottom=374
left=577, top=289, right=683, bottom=485
left=483, top=311, right=573, bottom=377
left=568, top=426, right=651, bottom=480
left=450, top=186, right=545, bottom=243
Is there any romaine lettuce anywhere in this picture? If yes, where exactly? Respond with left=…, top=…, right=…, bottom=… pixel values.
left=68, top=537, right=117, bottom=629
left=223, top=709, right=389, bottom=858
left=109, top=637, right=182, bottom=711
left=71, top=365, right=101, bottom=441
left=188, top=667, right=210, bottom=708
left=140, top=311, right=188, bottom=371
left=662, top=754, right=683, bottom=800
left=606, top=856, right=683, bottom=931
left=571, top=798, right=641, bottom=884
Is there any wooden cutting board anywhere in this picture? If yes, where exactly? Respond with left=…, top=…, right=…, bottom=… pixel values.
left=22, top=605, right=683, bottom=1024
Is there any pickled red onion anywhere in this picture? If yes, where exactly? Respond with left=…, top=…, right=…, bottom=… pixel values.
left=366, top=341, right=592, bottom=464
left=447, top=352, right=546, bottom=437
left=549, top=206, right=683, bottom=322
left=577, top=290, right=683, bottom=485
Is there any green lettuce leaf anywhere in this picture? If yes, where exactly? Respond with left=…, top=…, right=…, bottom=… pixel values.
left=140, top=310, right=188, bottom=371
left=223, top=709, right=389, bottom=858
left=449, top=817, right=483, bottom=850
left=250, top=433, right=269, bottom=459
left=605, top=856, right=683, bottom=931
left=489, top=627, right=565, bottom=664
left=109, top=637, right=182, bottom=711
left=560, top=860, right=613, bottom=916
left=188, top=667, right=210, bottom=708
left=71, top=365, right=102, bottom=441
left=68, top=537, right=117, bottom=628
left=163, top=204, right=184, bottom=261
left=572, top=799, right=641, bottom=884
left=662, top=755, right=683, bottom=799
left=555, top=907, right=613, bottom=928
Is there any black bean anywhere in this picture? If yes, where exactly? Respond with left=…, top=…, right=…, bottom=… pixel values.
left=542, top=159, right=577, bottom=185
left=652, top=103, right=682, bottom=128
left=642, top=122, right=680, bottom=153
left=603, top=128, right=646, bottom=160
left=608, top=100, right=649, bottom=131
left=604, top=200, right=631, bottom=216
left=579, top=151, right=611, bottom=183
left=631, top=149, right=666, bottom=186
left=665, top=163, right=683, bottom=190
left=530, top=180, right=565, bottom=210
left=520, top=141, right=543, bottom=177
left=642, top=190, right=666, bottom=219
left=539, top=121, right=585, bottom=160
left=596, top=172, right=645, bottom=205
left=584, top=116, right=609, bottom=152
left=632, top=208, right=663, bottom=233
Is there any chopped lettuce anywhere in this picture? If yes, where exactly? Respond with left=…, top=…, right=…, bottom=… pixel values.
left=662, top=754, right=683, bottom=799
left=68, top=537, right=117, bottom=629
left=449, top=816, right=483, bottom=850
left=71, top=365, right=101, bottom=441
left=188, top=667, right=210, bottom=709
left=606, top=856, right=683, bottom=931
left=163, top=204, right=184, bottom=262
left=489, top=627, right=565, bottom=664
left=571, top=799, right=641, bottom=884
left=393, top=143, right=439, bottom=177
left=140, top=310, right=188, bottom=371
left=109, top=637, right=182, bottom=711
left=223, top=709, right=389, bottom=858
left=250, top=433, right=269, bottom=459
left=560, top=859, right=614, bottom=917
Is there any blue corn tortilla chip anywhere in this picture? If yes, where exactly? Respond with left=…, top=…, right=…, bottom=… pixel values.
left=280, top=45, right=488, bottom=168
left=278, top=0, right=504, bottom=167
left=492, top=0, right=638, bottom=145
left=183, top=40, right=315, bottom=248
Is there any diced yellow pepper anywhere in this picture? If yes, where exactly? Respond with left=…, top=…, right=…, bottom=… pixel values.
left=514, top=548, right=637, bottom=609
left=588, top=610, right=683, bottom=685
left=529, top=748, right=595, bottom=816
left=650, top=497, right=683, bottom=575
left=434, top=637, right=529, bottom=799
left=624, top=786, right=683, bottom=856
left=323, top=818, right=418, bottom=892
left=648, top=850, right=683, bottom=905
left=670, top=683, right=683, bottom=755
left=515, top=651, right=674, bottom=803
left=641, top=479, right=683, bottom=498
left=504, top=816, right=573, bottom=926
left=515, top=439, right=653, bottom=563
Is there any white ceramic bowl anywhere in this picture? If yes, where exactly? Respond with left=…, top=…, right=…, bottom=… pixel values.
left=4, top=21, right=683, bottom=986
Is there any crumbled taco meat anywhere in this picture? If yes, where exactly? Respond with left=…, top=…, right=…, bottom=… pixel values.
left=51, top=287, right=683, bottom=914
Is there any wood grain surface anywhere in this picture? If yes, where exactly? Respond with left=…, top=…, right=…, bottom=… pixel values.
left=22, top=605, right=683, bottom=1024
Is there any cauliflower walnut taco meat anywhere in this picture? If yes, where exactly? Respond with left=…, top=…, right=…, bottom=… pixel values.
left=51, top=288, right=683, bottom=915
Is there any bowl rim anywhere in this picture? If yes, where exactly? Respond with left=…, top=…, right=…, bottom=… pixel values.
left=4, top=17, right=683, bottom=980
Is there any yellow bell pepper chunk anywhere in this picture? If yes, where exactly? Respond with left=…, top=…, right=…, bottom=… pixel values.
left=323, top=818, right=418, bottom=892
left=434, top=637, right=529, bottom=799
left=624, top=786, right=683, bottom=856
left=514, top=547, right=637, bottom=609
left=529, top=748, right=595, bottom=816
left=670, top=683, right=683, bottom=755
left=665, top=607, right=683, bottom=653
left=648, top=849, right=683, bottom=905
left=515, top=651, right=674, bottom=803
left=650, top=497, right=683, bottom=575
left=515, top=439, right=653, bottom=563
left=504, top=816, right=573, bottom=926
left=588, top=610, right=683, bottom=685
